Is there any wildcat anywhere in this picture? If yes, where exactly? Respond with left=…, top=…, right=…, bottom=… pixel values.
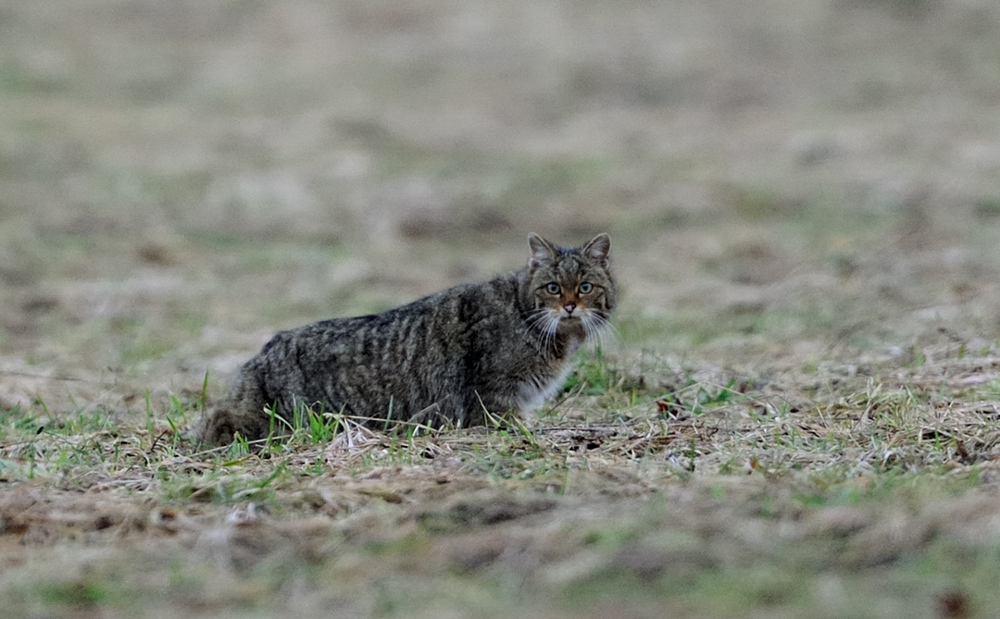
left=195, top=233, right=615, bottom=445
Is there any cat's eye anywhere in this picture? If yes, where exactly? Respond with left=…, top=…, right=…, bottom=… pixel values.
left=545, top=283, right=561, bottom=295
left=578, top=282, right=594, bottom=294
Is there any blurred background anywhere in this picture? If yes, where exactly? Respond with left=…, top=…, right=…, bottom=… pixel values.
left=2, top=0, right=1000, bottom=407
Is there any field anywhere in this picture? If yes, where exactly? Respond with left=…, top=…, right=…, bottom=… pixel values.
left=4, top=1, right=1000, bottom=617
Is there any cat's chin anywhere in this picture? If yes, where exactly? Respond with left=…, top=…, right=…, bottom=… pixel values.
left=555, top=317, right=587, bottom=338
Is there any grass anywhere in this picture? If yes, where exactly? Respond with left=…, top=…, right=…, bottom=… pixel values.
left=5, top=0, right=1000, bottom=617
left=5, top=346, right=1000, bottom=617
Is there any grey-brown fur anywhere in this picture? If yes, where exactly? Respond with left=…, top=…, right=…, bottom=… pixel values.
left=195, top=233, right=615, bottom=445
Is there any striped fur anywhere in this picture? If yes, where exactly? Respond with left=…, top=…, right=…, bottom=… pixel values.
left=196, top=233, right=615, bottom=445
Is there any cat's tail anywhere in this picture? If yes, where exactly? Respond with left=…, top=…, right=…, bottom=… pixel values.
left=191, top=403, right=238, bottom=446
left=193, top=396, right=281, bottom=446
left=188, top=361, right=278, bottom=447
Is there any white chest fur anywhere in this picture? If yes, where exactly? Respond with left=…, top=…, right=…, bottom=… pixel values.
left=517, top=362, right=575, bottom=422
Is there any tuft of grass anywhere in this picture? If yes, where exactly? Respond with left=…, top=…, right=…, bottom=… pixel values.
left=283, top=401, right=345, bottom=446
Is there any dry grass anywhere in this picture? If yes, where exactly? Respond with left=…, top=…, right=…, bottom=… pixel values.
left=4, top=0, right=1000, bottom=617
left=6, top=344, right=1000, bottom=617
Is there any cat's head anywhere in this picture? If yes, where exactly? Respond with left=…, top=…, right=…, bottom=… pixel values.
left=523, top=233, right=616, bottom=342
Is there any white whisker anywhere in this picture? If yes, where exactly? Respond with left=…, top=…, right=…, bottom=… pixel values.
left=581, top=311, right=620, bottom=349
left=526, top=307, right=561, bottom=352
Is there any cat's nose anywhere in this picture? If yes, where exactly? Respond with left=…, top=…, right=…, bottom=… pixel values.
left=563, top=303, right=576, bottom=314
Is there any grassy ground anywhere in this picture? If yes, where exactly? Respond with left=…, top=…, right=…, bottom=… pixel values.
left=4, top=0, right=1000, bottom=617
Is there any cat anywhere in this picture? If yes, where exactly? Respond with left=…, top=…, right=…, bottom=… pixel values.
left=195, top=233, right=616, bottom=445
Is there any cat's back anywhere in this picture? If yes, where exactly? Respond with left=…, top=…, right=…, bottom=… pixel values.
left=257, top=270, right=522, bottom=364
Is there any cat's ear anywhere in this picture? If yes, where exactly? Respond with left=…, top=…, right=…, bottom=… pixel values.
left=528, top=233, right=557, bottom=268
left=583, top=233, right=611, bottom=267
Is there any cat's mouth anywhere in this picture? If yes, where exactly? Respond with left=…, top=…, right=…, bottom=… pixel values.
left=558, top=302, right=581, bottom=317
left=557, top=311, right=588, bottom=329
